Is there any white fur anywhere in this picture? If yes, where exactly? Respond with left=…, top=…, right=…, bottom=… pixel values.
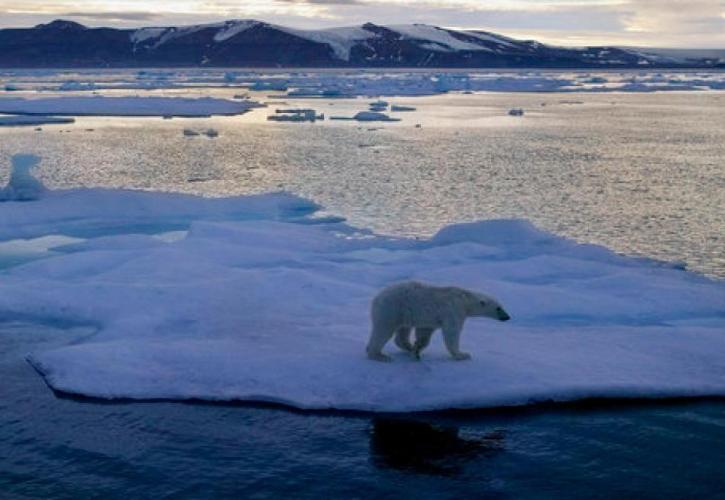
left=366, top=281, right=510, bottom=362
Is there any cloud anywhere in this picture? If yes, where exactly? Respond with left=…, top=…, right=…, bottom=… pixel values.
left=277, top=0, right=362, bottom=4
left=61, top=11, right=159, bottom=21
left=621, top=0, right=725, bottom=35
left=0, top=0, right=723, bottom=47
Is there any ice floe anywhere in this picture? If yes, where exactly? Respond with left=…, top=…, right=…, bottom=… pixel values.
left=1, top=155, right=723, bottom=412
left=0, top=115, right=75, bottom=127
left=331, top=111, right=401, bottom=122
left=268, top=109, right=324, bottom=122
left=0, top=96, right=261, bottom=117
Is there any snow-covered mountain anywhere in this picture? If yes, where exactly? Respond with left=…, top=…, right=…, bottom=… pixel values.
left=0, top=19, right=721, bottom=68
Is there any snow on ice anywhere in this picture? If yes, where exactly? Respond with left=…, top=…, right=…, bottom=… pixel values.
left=1, top=155, right=724, bottom=412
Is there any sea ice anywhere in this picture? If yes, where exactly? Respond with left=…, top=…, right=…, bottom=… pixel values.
left=0, top=115, right=75, bottom=127
left=268, top=109, right=323, bottom=122
left=0, top=96, right=261, bottom=117
left=391, top=105, right=416, bottom=112
left=2, top=156, right=724, bottom=412
left=331, top=111, right=401, bottom=122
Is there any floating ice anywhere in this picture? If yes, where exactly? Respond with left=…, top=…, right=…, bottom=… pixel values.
left=391, top=105, right=416, bottom=112
left=331, top=111, right=401, bottom=122
left=58, top=80, right=97, bottom=91
left=0, top=115, right=75, bottom=127
left=249, top=80, right=289, bottom=92
left=183, top=128, right=220, bottom=137
left=0, top=96, right=261, bottom=117
left=0, top=154, right=46, bottom=201
left=3, top=69, right=724, bottom=95
left=0, top=157, right=722, bottom=412
left=268, top=109, right=324, bottom=122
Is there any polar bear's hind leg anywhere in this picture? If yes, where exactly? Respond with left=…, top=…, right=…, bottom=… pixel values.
left=394, top=327, right=413, bottom=352
left=413, top=327, right=435, bottom=360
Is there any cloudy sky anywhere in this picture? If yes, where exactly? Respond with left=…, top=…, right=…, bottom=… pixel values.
left=0, top=0, right=723, bottom=48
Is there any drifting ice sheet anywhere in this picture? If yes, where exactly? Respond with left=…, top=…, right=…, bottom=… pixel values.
left=1, top=159, right=723, bottom=412
left=0, top=115, right=75, bottom=127
left=0, top=96, right=261, bottom=117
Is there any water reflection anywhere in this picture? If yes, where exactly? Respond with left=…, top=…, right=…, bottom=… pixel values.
left=369, top=418, right=505, bottom=476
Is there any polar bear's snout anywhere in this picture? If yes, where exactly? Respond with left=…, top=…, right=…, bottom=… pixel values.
left=497, top=307, right=511, bottom=322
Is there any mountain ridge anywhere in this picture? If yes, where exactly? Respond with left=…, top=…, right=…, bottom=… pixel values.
left=0, top=19, right=721, bottom=68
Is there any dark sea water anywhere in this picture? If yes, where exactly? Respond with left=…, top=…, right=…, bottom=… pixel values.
left=1, top=88, right=724, bottom=498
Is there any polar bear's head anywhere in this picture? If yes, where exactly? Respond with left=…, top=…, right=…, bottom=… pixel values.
left=466, top=292, right=511, bottom=321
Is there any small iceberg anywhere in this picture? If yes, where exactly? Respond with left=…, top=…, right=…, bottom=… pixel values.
left=58, top=80, right=97, bottom=91
left=0, top=154, right=45, bottom=201
left=268, top=109, right=324, bottom=122
left=249, top=80, right=289, bottom=92
left=369, top=100, right=389, bottom=112
left=331, top=111, right=401, bottom=122
left=183, top=128, right=219, bottom=138
left=391, top=105, right=416, bottom=112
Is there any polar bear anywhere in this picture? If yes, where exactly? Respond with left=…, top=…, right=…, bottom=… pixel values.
left=366, top=281, right=511, bottom=362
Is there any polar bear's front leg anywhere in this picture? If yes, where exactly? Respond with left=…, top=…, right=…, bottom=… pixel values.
left=366, top=326, right=395, bottom=362
left=413, top=328, right=434, bottom=360
left=442, top=322, right=471, bottom=360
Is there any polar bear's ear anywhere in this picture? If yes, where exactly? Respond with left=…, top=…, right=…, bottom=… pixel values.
left=479, top=300, right=487, bottom=306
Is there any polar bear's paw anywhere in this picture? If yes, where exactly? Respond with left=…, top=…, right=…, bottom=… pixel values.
left=452, top=352, right=472, bottom=361
left=367, top=351, right=393, bottom=362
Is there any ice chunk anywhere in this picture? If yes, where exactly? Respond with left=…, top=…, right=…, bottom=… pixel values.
left=0, top=154, right=45, bottom=201
left=58, top=80, right=97, bottom=91
left=268, top=109, right=323, bottom=122
left=330, top=111, right=401, bottom=122
left=249, top=80, right=289, bottom=92
left=183, top=128, right=220, bottom=137
left=391, top=105, right=416, bottom=112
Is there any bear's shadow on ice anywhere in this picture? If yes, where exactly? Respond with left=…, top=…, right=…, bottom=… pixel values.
left=369, top=418, right=505, bottom=476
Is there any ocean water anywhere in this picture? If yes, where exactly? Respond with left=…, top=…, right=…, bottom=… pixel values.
left=1, top=88, right=724, bottom=497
